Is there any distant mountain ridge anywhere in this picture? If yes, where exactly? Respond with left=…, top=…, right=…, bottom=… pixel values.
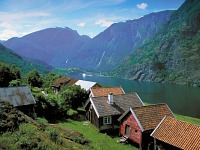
left=3, top=27, right=91, bottom=67
left=64, top=10, right=174, bottom=71
left=0, top=43, right=52, bottom=74
left=3, top=11, right=173, bottom=71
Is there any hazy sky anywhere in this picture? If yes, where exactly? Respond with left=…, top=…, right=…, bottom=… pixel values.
left=0, top=0, right=185, bottom=40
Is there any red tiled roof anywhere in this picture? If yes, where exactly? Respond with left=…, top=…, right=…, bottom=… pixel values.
left=90, top=87, right=125, bottom=97
left=151, top=116, right=200, bottom=150
left=133, top=104, right=174, bottom=131
left=91, top=93, right=144, bottom=117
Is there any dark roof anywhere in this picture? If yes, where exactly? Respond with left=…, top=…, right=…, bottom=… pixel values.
left=90, top=87, right=125, bottom=97
left=91, top=93, right=144, bottom=117
left=118, top=103, right=174, bottom=131
left=151, top=116, right=200, bottom=150
left=53, top=77, right=71, bottom=87
left=0, top=86, right=36, bottom=107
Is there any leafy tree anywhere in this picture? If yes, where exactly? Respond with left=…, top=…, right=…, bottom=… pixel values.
left=0, top=62, right=21, bottom=87
left=61, top=85, right=88, bottom=110
left=26, top=70, right=43, bottom=87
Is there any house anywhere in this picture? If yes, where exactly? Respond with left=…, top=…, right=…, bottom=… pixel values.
left=52, top=77, right=78, bottom=94
left=90, top=87, right=125, bottom=97
left=118, top=103, right=174, bottom=149
left=75, top=80, right=101, bottom=91
left=151, top=116, right=200, bottom=150
left=0, top=86, right=36, bottom=116
left=85, top=93, right=144, bottom=131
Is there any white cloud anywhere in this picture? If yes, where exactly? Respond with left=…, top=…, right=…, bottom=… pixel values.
left=0, top=29, right=18, bottom=40
left=0, top=12, right=50, bottom=21
left=136, top=3, right=148, bottom=10
left=95, top=19, right=113, bottom=27
left=77, top=22, right=85, bottom=27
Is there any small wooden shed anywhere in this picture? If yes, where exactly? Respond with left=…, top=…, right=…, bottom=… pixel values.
left=0, top=86, right=36, bottom=116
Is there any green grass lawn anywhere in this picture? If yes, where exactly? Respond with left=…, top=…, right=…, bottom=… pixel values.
left=175, top=114, right=200, bottom=125
left=59, top=115, right=200, bottom=150
left=59, top=119, right=137, bottom=150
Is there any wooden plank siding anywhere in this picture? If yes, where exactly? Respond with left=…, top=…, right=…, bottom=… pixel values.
left=119, top=113, right=142, bottom=146
left=99, top=115, right=121, bottom=131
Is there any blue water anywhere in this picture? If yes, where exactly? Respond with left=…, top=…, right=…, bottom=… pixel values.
left=69, top=74, right=200, bottom=118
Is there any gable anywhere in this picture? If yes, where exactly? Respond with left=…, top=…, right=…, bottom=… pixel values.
left=0, top=86, right=36, bottom=107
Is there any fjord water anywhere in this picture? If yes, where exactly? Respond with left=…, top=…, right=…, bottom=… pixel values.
left=69, top=74, right=200, bottom=118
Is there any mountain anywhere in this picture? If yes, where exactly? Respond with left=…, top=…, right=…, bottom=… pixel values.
left=117, top=0, right=200, bottom=86
left=66, top=10, right=174, bottom=71
left=3, top=27, right=91, bottom=67
left=0, top=43, right=52, bottom=74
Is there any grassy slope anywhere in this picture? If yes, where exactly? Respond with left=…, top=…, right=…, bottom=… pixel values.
left=59, top=115, right=200, bottom=150
left=60, top=119, right=137, bottom=150
left=175, top=114, right=200, bottom=125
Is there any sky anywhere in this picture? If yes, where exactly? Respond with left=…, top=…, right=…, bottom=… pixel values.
left=0, top=0, right=185, bottom=40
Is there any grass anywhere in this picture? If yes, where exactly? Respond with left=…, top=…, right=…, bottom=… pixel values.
left=59, top=119, right=137, bottom=150
left=175, top=114, right=200, bottom=126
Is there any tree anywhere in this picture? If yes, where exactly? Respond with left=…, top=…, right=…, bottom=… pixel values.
left=61, top=85, right=88, bottom=110
left=0, top=62, right=21, bottom=87
left=26, top=70, right=43, bottom=87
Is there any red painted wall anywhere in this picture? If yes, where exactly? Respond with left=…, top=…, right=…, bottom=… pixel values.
left=119, top=114, right=142, bottom=146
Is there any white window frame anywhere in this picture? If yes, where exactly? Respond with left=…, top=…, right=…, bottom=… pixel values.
left=103, top=116, right=112, bottom=125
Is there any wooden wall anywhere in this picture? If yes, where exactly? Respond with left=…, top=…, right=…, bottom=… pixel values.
left=119, top=114, right=142, bottom=146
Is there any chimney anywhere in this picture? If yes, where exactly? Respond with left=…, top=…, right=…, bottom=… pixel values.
left=108, top=92, right=114, bottom=105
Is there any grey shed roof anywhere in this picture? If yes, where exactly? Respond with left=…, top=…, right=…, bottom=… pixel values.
left=0, top=86, right=36, bottom=107
left=90, top=93, right=144, bottom=117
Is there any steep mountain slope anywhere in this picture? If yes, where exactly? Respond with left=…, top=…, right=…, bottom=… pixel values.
left=0, top=43, right=52, bottom=74
left=3, top=27, right=91, bottom=67
left=118, top=0, right=200, bottom=86
left=66, top=10, right=174, bottom=71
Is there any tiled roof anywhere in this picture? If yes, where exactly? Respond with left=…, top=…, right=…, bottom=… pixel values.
left=0, top=86, right=36, bottom=107
left=75, top=80, right=99, bottom=91
left=91, top=93, right=144, bottom=117
left=54, top=77, right=71, bottom=87
left=90, top=87, right=125, bottom=97
left=151, top=116, right=200, bottom=150
left=133, top=104, right=174, bottom=131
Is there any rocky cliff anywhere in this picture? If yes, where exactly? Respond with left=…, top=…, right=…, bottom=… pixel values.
left=117, top=0, right=200, bottom=86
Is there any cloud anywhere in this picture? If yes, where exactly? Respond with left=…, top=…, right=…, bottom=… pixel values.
left=0, top=12, right=50, bottom=21
left=95, top=19, right=113, bottom=27
left=77, top=22, right=85, bottom=27
left=136, top=3, right=148, bottom=10
left=0, top=29, right=18, bottom=40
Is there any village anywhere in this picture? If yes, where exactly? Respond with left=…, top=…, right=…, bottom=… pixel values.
left=0, top=76, right=200, bottom=150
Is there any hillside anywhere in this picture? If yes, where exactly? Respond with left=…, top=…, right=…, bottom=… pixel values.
left=117, top=0, right=200, bottom=86
left=0, top=43, right=52, bottom=74
left=3, top=27, right=91, bottom=68
left=66, top=10, right=174, bottom=71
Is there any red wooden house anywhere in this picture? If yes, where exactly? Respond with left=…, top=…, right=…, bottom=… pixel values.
left=151, top=116, right=200, bottom=150
left=118, top=103, right=174, bottom=149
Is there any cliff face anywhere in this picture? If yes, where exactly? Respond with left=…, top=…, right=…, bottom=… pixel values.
left=117, top=0, right=200, bottom=86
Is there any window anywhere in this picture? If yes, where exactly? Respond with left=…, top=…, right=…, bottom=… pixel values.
left=103, top=116, right=112, bottom=125
left=125, top=125, right=130, bottom=135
